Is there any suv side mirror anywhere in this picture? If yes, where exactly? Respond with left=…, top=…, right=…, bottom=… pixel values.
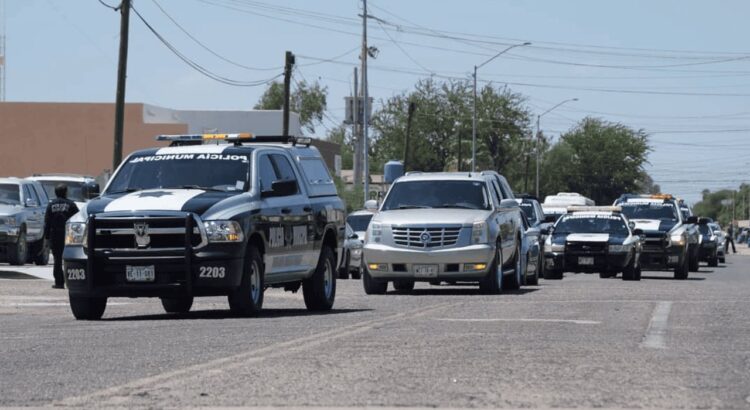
left=347, top=233, right=359, bottom=240
left=686, top=216, right=698, bottom=224
left=499, top=198, right=517, bottom=208
left=262, top=180, right=297, bottom=198
left=540, top=226, right=552, bottom=235
left=84, top=183, right=100, bottom=200
left=633, top=228, right=644, bottom=236
left=364, top=199, right=379, bottom=212
left=25, top=198, right=39, bottom=208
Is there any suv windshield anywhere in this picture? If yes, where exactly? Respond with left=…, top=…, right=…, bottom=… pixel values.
left=0, top=184, right=21, bottom=205
left=106, top=153, right=252, bottom=194
left=381, top=180, right=490, bottom=211
left=555, top=215, right=629, bottom=235
left=620, top=202, right=679, bottom=221
left=38, top=181, right=86, bottom=202
left=519, top=202, right=537, bottom=224
left=347, top=214, right=373, bottom=232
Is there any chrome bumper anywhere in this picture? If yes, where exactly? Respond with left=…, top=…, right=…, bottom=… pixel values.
left=363, top=243, right=495, bottom=279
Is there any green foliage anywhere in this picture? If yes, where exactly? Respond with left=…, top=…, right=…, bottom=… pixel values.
left=327, top=125, right=353, bottom=170
left=254, top=80, right=328, bottom=134
left=334, top=176, right=363, bottom=213
left=539, top=117, right=651, bottom=204
left=694, top=184, right=750, bottom=226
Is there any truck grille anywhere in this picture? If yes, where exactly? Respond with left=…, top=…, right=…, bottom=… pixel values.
left=566, top=242, right=607, bottom=254
left=392, top=226, right=462, bottom=248
left=643, top=232, right=667, bottom=252
left=93, top=217, right=203, bottom=250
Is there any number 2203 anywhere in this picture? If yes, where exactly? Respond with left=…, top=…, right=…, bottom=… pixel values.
left=199, top=266, right=226, bottom=278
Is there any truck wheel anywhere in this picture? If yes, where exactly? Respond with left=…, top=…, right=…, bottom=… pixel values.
left=674, top=251, right=689, bottom=280
left=7, top=231, right=28, bottom=266
left=303, top=246, right=337, bottom=311
left=502, top=242, right=522, bottom=291
left=719, top=256, right=725, bottom=264
left=622, top=254, right=637, bottom=281
left=69, top=295, right=107, bottom=320
left=32, top=239, right=50, bottom=266
left=526, top=253, right=539, bottom=286
left=363, top=268, right=387, bottom=294
left=161, top=297, right=193, bottom=314
left=688, top=247, right=700, bottom=272
left=479, top=247, right=503, bottom=294
left=228, top=246, right=264, bottom=316
left=393, top=279, right=415, bottom=293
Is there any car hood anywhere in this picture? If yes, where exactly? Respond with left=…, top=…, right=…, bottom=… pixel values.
left=85, top=189, right=242, bottom=217
left=375, top=208, right=492, bottom=226
left=630, top=219, right=678, bottom=233
left=0, top=204, right=23, bottom=216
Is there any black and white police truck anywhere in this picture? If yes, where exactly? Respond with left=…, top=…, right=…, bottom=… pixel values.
left=63, top=133, right=345, bottom=320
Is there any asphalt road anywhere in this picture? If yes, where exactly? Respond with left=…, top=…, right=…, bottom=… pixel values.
left=1, top=256, right=750, bottom=409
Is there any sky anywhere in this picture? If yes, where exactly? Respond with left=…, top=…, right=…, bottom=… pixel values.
left=5, top=0, right=750, bottom=205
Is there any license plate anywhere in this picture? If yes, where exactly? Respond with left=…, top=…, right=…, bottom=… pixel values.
left=126, top=265, right=155, bottom=282
left=414, top=264, right=438, bottom=278
left=578, top=257, right=594, bottom=266
left=668, top=255, right=679, bottom=264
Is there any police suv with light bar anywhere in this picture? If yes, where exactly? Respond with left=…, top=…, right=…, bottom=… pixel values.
left=543, top=206, right=643, bottom=280
left=63, top=133, right=345, bottom=320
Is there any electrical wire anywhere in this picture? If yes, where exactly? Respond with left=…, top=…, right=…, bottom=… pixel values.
left=97, top=0, right=120, bottom=11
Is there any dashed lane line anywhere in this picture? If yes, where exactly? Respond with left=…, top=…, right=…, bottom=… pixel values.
left=434, top=318, right=600, bottom=325
left=641, top=301, right=673, bottom=349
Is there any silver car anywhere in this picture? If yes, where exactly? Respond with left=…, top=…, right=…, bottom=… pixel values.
left=362, top=172, right=526, bottom=294
left=339, top=210, right=375, bottom=279
left=709, top=222, right=726, bottom=263
left=0, top=178, right=50, bottom=265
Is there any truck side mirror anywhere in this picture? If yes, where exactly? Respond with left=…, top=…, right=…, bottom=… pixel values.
left=633, top=228, right=644, bottom=236
left=364, top=199, right=379, bottom=212
left=25, top=198, right=39, bottom=208
left=262, top=180, right=298, bottom=198
left=686, top=216, right=698, bottom=224
left=84, top=183, right=101, bottom=200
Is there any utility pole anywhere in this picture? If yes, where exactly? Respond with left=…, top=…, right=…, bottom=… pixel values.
left=352, top=67, right=362, bottom=190
left=535, top=115, right=541, bottom=198
left=361, top=0, right=370, bottom=203
left=403, top=101, right=415, bottom=171
left=112, top=0, right=131, bottom=170
left=282, top=50, right=295, bottom=137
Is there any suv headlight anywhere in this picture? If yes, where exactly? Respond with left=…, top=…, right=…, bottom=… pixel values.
left=367, top=223, right=383, bottom=243
left=472, top=221, right=488, bottom=244
left=608, top=244, right=628, bottom=253
left=203, top=220, right=244, bottom=243
left=65, top=222, right=88, bottom=246
left=670, top=234, right=685, bottom=247
left=1, top=216, right=16, bottom=227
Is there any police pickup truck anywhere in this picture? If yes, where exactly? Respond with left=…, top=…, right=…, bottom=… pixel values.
left=63, top=133, right=345, bottom=320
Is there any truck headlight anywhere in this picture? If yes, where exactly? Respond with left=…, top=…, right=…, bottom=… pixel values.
left=670, top=234, right=685, bottom=247
left=608, top=244, right=628, bottom=253
left=367, top=223, right=382, bottom=243
left=472, top=221, right=488, bottom=244
left=203, top=220, right=244, bottom=243
left=65, top=222, right=88, bottom=246
left=550, top=243, right=565, bottom=252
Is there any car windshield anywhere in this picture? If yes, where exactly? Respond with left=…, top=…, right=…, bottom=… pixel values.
left=519, top=202, right=537, bottom=223
left=381, top=180, right=490, bottom=211
left=620, top=202, right=678, bottom=221
left=555, top=215, right=629, bottom=235
left=347, top=214, right=373, bottom=232
left=38, top=181, right=86, bottom=202
left=106, top=153, right=252, bottom=194
left=0, top=184, right=21, bottom=205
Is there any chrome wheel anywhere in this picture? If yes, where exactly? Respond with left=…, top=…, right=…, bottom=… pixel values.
left=250, top=260, right=261, bottom=304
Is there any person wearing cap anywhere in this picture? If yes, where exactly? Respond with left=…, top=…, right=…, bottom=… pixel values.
left=44, top=184, right=79, bottom=289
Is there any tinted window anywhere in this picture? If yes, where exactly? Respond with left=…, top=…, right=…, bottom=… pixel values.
left=271, top=154, right=299, bottom=195
left=258, top=155, right=277, bottom=192
left=555, top=215, right=629, bottom=235
left=382, top=180, right=490, bottom=211
left=347, top=214, right=373, bottom=232
left=38, top=181, right=86, bottom=202
left=299, top=158, right=333, bottom=185
left=0, top=184, right=21, bottom=205
left=107, top=153, right=251, bottom=194
left=520, top=202, right=537, bottom=223
left=620, top=202, right=678, bottom=221
left=32, top=184, right=49, bottom=204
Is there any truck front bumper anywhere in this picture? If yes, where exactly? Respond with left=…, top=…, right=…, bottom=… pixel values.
left=363, top=243, right=495, bottom=280
left=545, top=251, right=630, bottom=273
left=639, top=245, right=684, bottom=270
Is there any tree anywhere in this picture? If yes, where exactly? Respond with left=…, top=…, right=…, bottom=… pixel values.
left=254, top=80, right=328, bottom=134
left=694, top=184, right=750, bottom=225
left=327, top=125, right=353, bottom=170
left=539, top=117, right=651, bottom=204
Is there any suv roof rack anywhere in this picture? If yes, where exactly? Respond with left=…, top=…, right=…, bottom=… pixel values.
left=568, top=205, right=621, bottom=213
left=156, top=133, right=312, bottom=147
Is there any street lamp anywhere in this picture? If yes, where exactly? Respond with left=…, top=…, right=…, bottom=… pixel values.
left=472, top=41, right=531, bottom=172
left=535, top=98, right=578, bottom=198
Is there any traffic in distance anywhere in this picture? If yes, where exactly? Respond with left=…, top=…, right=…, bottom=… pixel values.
left=0, top=133, right=734, bottom=320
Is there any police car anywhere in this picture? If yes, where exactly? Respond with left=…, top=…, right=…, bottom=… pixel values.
left=613, top=194, right=696, bottom=279
left=543, top=206, right=643, bottom=280
left=63, top=133, right=345, bottom=320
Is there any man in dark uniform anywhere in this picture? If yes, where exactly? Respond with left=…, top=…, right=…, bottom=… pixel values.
left=726, top=223, right=736, bottom=254
left=45, top=184, right=79, bottom=289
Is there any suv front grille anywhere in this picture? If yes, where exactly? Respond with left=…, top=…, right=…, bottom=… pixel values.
left=392, top=226, right=461, bottom=248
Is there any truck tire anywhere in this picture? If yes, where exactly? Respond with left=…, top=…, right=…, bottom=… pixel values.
left=303, top=246, right=337, bottom=311
left=32, top=239, right=50, bottom=266
left=688, top=246, right=700, bottom=272
left=228, top=246, right=264, bottom=316
left=161, top=297, right=193, bottom=314
left=7, top=230, right=28, bottom=266
left=502, top=242, right=522, bottom=291
left=674, top=251, right=689, bottom=280
left=350, top=270, right=362, bottom=280
left=363, top=268, right=387, bottom=294
left=69, top=295, right=107, bottom=320
left=622, top=254, right=638, bottom=281
left=479, top=246, right=503, bottom=294
left=393, top=279, right=415, bottom=292
left=526, top=253, right=539, bottom=286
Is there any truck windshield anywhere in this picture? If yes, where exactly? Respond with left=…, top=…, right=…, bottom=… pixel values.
left=381, top=180, right=490, bottom=211
left=555, top=215, right=629, bottom=235
left=620, top=203, right=678, bottom=220
left=0, top=184, right=21, bottom=205
left=106, top=153, right=251, bottom=194
left=38, top=181, right=86, bottom=202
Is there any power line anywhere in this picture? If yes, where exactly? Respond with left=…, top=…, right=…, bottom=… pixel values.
left=97, top=0, right=120, bottom=11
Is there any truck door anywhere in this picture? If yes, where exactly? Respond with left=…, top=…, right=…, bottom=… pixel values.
left=22, top=185, right=43, bottom=242
left=257, top=154, right=286, bottom=277
left=489, top=180, right=515, bottom=266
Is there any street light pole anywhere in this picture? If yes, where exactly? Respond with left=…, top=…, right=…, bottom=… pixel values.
left=471, top=41, right=531, bottom=173
left=535, top=97, right=578, bottom=198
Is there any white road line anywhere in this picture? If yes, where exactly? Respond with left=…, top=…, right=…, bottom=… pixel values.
left=641, top=301, right=673, bottom=349
left=434, top=318, right=600, bottom=325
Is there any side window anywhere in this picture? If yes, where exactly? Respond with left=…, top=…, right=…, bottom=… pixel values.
left=491, top=180, right=504, bottom=202
left=23, top=185, right=38, bottom=205
left=498, top=179, right=514, bottom=199
left=32, top=184, right=48, bottom=204
left=270, top=154, right=299, bottom=195
left=258, top=155, right=278, bottom=192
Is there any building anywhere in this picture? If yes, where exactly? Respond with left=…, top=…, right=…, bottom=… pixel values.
left=0, top=102, right=339, bottom=180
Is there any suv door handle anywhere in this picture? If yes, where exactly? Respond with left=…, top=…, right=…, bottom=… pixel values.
left=281, top=208, right=292, bottom=214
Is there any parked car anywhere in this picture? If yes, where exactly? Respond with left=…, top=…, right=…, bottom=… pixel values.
left=520, top=215, right=541, bottom=285
left=362, top=171, right=526, bottom=294
left=0, top=178, right=50, bottom=265
left=515, top=195, right=549, bottom=279
left=27, top=174, right=100, bottom=210
left=709, top=222, right=726, bottom=263
left=696, top=218, right=719, bottom=267
left=339, top=209, right=375, bottom=279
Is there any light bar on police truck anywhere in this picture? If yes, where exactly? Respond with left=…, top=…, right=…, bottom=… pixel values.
left=155, top=133, right=311, bottom=147
left=567, top=206, right=622, bottom=213
left=156, top=133, right=254, bottom=142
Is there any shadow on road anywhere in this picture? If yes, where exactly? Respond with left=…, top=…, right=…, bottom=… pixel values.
left=102, top=308, right=372, bottom=321
left=0, top=271, right=41, bottom=280
left=641, top=275, right=706, bottom=281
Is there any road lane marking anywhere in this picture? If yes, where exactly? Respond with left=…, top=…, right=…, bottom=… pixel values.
left=56, top=301, right=460, bottom=407
left=434, top=318, right=600, bottom=325
left=641, top=301, right=672, bottom=349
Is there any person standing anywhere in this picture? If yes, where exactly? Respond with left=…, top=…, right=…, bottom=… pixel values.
left=726, top=223, right=736, bottom=254
left=45, top=184, right=79, bottom=289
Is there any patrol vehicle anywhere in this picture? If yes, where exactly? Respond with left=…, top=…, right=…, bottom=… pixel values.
left=543, top=206, right=643, bottom=280
left=696, top=218, right=719, bottom=267
left=677, top=200, right=702, bottom=272
left=613, top=194, right=696, bottom=279
left=27, top=174, right=100, bottom=211
left=63, top=133, right=345, bottom=320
